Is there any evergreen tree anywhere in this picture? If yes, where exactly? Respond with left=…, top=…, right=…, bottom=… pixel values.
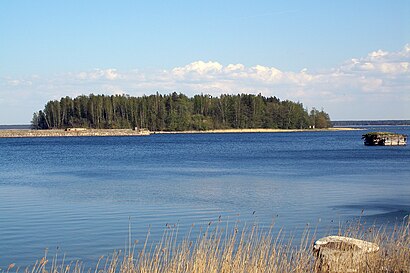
left=32, top=93, right=332, bottom=130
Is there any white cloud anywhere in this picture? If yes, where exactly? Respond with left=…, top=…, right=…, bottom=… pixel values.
left=249, top=65, right=283, bottom=81
left=4, top=77, right=33, bottom=87
left=342, top=44, right=410, bottom=76
left=1, top=44, right=410, bottom=123
left=172, top=61, right=223, bottom=77
left=225, top=64, right=245, bottom=72
left=76, top=68, right=120, bottom=81
left=369, top=49, right=388, bottom=59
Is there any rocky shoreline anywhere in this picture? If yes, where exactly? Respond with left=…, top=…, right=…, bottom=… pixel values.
left=0, top=129, right=150, bottom=138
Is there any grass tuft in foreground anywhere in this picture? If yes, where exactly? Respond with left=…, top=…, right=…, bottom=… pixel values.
left=5, top=220, right=410, bottom=273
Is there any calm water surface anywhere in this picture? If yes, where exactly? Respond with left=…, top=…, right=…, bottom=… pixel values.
left=0, top=127, right=409, bottom=267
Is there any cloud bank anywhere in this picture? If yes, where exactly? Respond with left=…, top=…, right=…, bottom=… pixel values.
left=1, top=44, right=409, bottom=123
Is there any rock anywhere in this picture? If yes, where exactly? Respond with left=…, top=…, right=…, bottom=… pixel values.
left=313, top=236, right=379, bottom=273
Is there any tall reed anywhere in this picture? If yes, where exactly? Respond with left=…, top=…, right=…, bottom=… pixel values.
left=5, top=219, right=409, bottom=273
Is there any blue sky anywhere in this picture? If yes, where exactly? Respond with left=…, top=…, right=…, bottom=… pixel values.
left=1, top=0, right=409, bottom=124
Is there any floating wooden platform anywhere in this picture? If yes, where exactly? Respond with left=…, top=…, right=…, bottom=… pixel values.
left=362, top=132, right=407, bottom=146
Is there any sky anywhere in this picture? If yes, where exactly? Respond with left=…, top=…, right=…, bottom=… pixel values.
left=1, top=0, right=409, bottom=124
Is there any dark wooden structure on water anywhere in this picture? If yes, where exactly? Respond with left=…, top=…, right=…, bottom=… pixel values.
left=362, top=132, right=407, bottom=146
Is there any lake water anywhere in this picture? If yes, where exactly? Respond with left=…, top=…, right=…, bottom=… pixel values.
left=0, top=127, right=409, bottom=268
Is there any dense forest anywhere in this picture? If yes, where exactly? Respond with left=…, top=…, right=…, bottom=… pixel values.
left=31, top=93, right=332, bottom=131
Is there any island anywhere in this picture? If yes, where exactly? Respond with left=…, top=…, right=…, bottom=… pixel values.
left=30, top=93, right=333, bottom=131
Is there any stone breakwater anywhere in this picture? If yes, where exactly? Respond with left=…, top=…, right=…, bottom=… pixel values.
left=0, top=129, right=150, bottom=138
left=0, top=127, right=361, bottom=138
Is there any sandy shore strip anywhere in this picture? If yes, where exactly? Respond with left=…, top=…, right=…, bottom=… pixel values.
left=153, top=127, right=362, bottom=134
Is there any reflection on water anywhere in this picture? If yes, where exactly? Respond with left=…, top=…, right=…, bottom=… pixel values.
left=0, top=127, right=409, bottom=267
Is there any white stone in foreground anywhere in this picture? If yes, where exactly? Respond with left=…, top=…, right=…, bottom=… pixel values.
left=313, top=236, right=379, bottom=273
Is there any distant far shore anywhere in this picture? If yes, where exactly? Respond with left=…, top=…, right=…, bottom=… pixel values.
left=0, top=127, right=361, bottom=138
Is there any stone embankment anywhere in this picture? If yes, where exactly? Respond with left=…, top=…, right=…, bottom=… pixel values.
left=0, top=129, right=150, bottom=138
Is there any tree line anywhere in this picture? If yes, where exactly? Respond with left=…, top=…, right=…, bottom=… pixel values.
left=31, top=93, right=332, bottom=131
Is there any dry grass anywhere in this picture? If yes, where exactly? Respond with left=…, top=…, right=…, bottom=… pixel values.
left=4, top=220, right=409, bottom=273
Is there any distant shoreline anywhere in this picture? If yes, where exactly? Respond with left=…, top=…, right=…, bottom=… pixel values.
left=0, top=127, right=361, bottom=138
